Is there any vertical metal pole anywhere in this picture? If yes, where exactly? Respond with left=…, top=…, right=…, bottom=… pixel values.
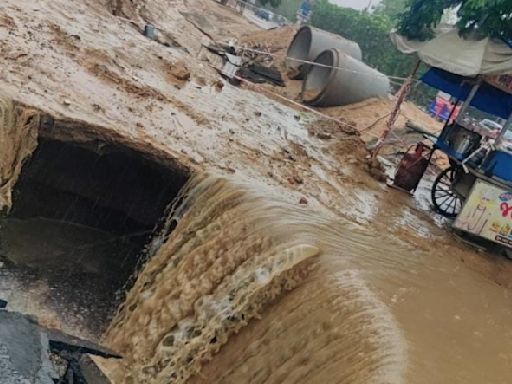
left=445, top=98, right=460, bottom=126
left=496, top=111, right=512, bottom=146
left=456, top=77, right=482, bottom=123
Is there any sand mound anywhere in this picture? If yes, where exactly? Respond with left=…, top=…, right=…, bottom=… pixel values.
left=239, top=26, right=297, bottom=62
left=322, top=97, right=443, bottom=143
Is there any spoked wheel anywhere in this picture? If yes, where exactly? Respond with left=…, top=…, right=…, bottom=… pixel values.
left=431, top=166, right=463, bottom=218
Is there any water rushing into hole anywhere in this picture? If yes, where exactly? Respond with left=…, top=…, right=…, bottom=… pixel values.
left=100, top=173, right=512, bottom=384
left=102, top=175, right=407, bottom=383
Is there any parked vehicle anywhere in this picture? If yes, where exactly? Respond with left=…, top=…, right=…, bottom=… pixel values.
left=255, top=8, right=273, bottom=21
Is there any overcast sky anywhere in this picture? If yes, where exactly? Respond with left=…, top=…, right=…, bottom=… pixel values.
left=329, top=0, right=381, bottom=11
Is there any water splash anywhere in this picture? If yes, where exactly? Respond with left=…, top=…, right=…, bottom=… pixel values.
left=103, top=174, right=406, bottom=383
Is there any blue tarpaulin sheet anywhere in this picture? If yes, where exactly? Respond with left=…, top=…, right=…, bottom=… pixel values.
left=421, top=68, right=512, bottom=119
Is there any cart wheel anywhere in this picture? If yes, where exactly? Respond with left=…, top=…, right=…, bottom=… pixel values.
left=431, top=166, right=463, bottom=218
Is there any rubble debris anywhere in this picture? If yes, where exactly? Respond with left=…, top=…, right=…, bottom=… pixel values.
left=316, top=131, right=333, bottom=140
left=367, top=157, right=388, bottom=183
left=287, top=67, right=302, bottom=80
left=80, top=355, right=112, bottom=384
left=168, top=61, right=191, bottom=84
left=0, top=309, right=121, bottom=383
left=308, top=118, right=358, bottom=139
left=321, top=98, right=443, bottom=150
left=92, top=103, right=104, bottom=113
left=238, top=64, right=285, bottom=87
left=221, top=53, right=242, bottom=82
left=144, top=24, right=158, bottom=41
left=47, top=329, right=121, bottom=360
left=196, top=76, right=207, bottom=86
left=239, top=26, right=297, bottom=63
left=205, top=42, right=285, bottom=87
left=238, top=42, right=275, bottom=64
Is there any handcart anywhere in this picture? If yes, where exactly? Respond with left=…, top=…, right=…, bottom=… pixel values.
left=424, top=69, right=512, bottom=252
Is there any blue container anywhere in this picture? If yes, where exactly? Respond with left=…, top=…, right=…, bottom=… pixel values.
left=144, top=24, right=157, bottom=41
left=482, top=151, right=512, bottom=182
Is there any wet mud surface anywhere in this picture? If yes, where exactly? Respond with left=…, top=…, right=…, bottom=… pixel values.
left=1, top=0, right=512, bottom=383
left=0, top=217, right=140, bottom=339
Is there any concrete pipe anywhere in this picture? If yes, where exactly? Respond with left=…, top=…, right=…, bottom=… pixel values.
left=302, top=48, right=390, bottom=107
left=286, top=26, right=362, bottom=80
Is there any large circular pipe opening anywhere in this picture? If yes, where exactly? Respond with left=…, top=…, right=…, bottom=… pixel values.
left=286, top=27, right=362, bottom=80
left=302, top=50, right=335, bottom=103
left=286, top=27, right=312, bottom=74
left=302, top=48, right=390, bottom=107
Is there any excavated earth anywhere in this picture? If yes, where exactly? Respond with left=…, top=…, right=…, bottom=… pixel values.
left=1, top=0, right=512, bottom=383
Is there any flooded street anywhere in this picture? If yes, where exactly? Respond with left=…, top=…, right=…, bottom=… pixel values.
left=1, top=0, right=512, bottom=383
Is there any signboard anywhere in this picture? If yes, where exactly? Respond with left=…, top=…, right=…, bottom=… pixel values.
left=454, top=180, right=512, bottom=248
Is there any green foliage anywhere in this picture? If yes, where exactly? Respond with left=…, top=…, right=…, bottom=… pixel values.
left=311, top=0, right=415, bottom=79
left=262, top=0, right=301, bottom=21
left=398, top=0, right=512, bottom=41
left=374, top=0, right=407, bottom=21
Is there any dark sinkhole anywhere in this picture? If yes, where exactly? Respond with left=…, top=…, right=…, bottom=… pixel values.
left=0, top=136, right=189, bottom=338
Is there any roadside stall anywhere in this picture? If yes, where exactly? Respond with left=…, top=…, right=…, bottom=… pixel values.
left=389, top=28, right=512, bottom=253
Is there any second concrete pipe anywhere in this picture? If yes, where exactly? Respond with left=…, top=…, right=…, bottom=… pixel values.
left=287, top=26, right=362, bottom=80
left=302, top=48, right=390, bottom=107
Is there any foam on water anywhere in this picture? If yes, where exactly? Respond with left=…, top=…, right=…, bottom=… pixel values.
left=102, top=174, right=406, bottom=383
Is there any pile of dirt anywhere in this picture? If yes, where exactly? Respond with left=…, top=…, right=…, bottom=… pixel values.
left=307, top=98, right=446, bottom=168
left=307, top=118, right=358, bottom=140
left=322, top=97, right=443, bottom=142
left=167, top=60, right=191, bottom=88
left=307, top=117, right=372, bottom=177
left=239, top=26, right=297, bottom=62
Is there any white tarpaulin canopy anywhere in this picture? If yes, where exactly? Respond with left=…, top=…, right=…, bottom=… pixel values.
left=391, top=28, right=512, bottom=76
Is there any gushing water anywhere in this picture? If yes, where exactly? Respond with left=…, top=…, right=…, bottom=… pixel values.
left=102, top=175, right=407, bottom=383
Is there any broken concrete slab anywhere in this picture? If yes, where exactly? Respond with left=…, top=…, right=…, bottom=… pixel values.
left=0, top=310, right=121, bottom=383
left=0, top=311, right=57, bottom=384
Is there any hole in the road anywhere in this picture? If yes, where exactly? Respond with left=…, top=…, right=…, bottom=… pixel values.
left=0, top=131, right=189, bottom=336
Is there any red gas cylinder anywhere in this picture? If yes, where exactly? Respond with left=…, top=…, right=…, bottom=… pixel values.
left=393, top=143, right=431, bottom=192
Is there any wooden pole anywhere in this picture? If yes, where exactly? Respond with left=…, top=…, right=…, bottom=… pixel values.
left=371, top=59, right=421, bottom=159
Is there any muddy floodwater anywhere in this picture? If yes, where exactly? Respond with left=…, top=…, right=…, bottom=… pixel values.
left=96, top=175, right=512, bottom=384
left=1, top=168, right=512, bottom=383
